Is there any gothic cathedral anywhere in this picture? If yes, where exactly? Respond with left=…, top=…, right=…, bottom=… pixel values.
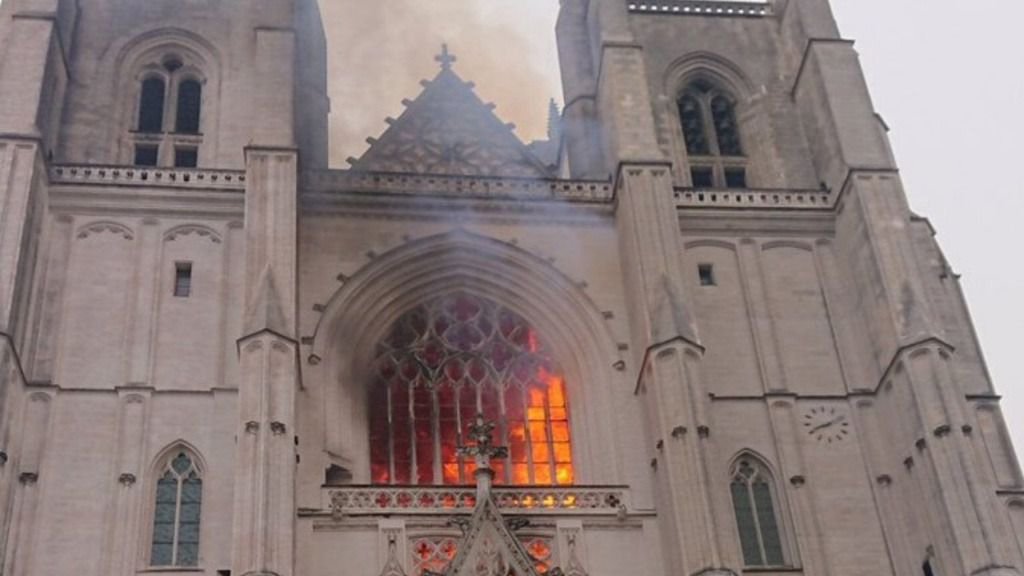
left=0, top=0, right=1020, bottom=575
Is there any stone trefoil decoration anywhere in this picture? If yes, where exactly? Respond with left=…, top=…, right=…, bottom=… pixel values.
left=384, top=414, right=588, bottom=576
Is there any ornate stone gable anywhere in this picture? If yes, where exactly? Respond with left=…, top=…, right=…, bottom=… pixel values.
left=438, top=499, right=540, bottom=576
left=349, top=47, right=553, bottom=179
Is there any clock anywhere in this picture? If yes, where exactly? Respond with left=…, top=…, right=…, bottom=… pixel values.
left=803, top=406, right=850, bottom=444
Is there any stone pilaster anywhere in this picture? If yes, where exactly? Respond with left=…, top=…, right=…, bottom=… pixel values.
left=230, top=146, right=299, bottom=576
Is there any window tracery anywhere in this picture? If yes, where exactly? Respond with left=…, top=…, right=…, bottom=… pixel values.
left=730, top=456, right=785, bottom=567
left=678, top=79, right=747, bottom=189
left=150, top=450, right=202, bottom=567
left=130, top=53, right=205, bottom=167
left=369, top=291, right=574, bottom=487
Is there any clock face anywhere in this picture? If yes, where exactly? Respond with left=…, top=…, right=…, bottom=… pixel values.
left=803, top=406, right=850, bottom=444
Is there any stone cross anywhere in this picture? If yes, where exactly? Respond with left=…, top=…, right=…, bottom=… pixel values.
left=436, top=43, right=457, bottom=71
left=457, top=414, right=508, bottom=499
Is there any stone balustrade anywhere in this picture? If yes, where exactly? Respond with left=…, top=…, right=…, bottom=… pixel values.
left=675, top=186, right=834, bottom=210
left=323, top=485, right=631, bottom=518
left=49, top=164, right=246, bottom=191
left=303, top=170, right=615, bottom=204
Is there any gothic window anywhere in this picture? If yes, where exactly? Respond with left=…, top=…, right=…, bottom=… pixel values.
left=129, top=54, right=205, bottom=167
left=678, top=79, right=747, bottom=189
left=150, top=451, right=202, bottom=567
left=730, top=456, right=786, bottom=567
left=369, top=291, right=574, bottom=486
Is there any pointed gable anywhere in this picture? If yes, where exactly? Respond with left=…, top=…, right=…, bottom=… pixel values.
left=349, top=47, right=554, bottom=179
left=441, top=499, right=540, bottom=576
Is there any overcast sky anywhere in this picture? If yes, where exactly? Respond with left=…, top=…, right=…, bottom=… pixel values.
left=323, top=0, right=1023, bottom=463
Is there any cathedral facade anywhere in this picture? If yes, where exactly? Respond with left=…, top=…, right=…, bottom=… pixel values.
left=0, top=0, right=1021, bottom=575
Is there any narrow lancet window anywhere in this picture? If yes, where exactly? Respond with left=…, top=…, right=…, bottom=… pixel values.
left=369, top=292, right=574, bottom=486
left=731, top=457, right=785, bottom=567
left=138, top=77, right=167, bottom=133
left=175, top=79, right=202, bottom=134
left=151, top=451, right=202, bottom=567
left=679, top=94, right=709, bottom=155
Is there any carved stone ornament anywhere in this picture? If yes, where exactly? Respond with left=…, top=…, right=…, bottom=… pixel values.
left=118, top=473, right=137, bottom=486
left=377, top=530, right=408, bottom=576
left=19, top=472, right=38, bottom=485
left=270, top=421, right=287, bottom=435
left=245, top=421, right=260, bottom=434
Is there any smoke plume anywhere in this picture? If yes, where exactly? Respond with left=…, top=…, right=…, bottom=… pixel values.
left=319, top=0, right=563, bottom=167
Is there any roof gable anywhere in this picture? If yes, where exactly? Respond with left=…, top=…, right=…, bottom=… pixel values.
left=349, top=50, right=553, bottom=179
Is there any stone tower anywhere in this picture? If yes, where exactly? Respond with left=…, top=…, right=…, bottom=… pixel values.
left=0, top=0, right=1021, bottom=575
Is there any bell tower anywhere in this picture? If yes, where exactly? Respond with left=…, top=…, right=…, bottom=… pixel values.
left=556, top=0, right=1023, bottom=574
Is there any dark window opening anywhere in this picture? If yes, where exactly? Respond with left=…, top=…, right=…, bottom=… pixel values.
left=923, top=560, right=935, bottom=576
left=175, top=80, right=202, bottom=134
left=698, top=264, right=715, bottom=287
left=725, top=167, right=747, bottom=189
left=711, top=95, right=743, bottom=156
left=138, top=77, right=167, bottom=133
left=217, top=571, right=232, bottom=576
left=679, top=94, right=709, bottom=155
left=134, top=145, right=159, bottom=167
left=175, top=147, right=198, bottom=168
left=691, top=167, right=714, bottom=188
left=174, top=263, right=193, bottom=298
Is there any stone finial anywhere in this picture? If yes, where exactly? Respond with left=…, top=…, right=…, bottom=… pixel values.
left=457, top=414, right=508, bottom=499
left=435, top=43, right=457, bottom=71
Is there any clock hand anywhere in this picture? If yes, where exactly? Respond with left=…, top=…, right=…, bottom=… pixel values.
left=810, top=416, right=846, bottom=434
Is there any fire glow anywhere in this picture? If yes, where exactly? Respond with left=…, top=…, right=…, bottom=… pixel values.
left=369, top=292, right=574, bottom=487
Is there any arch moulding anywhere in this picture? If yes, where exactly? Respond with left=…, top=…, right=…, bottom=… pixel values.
left=308, top=230, right=624, bottom=486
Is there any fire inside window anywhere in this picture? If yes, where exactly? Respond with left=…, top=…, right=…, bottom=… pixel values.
left=370, top=291, right=574, bottom=486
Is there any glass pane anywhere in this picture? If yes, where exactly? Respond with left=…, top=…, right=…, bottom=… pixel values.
left=679, top=94, right=709, bottom=155
left=724, top=167, right=747, bottom=189
left=171, top=453, right=193, bottom=475
left=754, top=482, right=784, bottom=565
left=691, top=167, right=714, bottom=188
left=711, top=95, right=743, bottom=156
left=732, top=482, right=763, bottom=566
left=138, top=77, right=166, bottom=133
left=175, top=80, right=202, bottom=134
left=134, top=145, right=159, bottom=167
left=176, top=542, right=199, bottom=567
left=150, top=543, right=174, bottom=566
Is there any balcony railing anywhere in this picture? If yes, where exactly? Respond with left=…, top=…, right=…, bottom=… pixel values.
left=50, top=164, right=246, bottom=192
left=321, top=485, right=631, bottom=518
left=675, top=186, right=834, bottom=210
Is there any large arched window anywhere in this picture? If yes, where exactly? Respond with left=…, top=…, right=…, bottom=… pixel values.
left=730, top=456, right=786, bottom=567
left=369, top=291, right=574, bottom=486
left=150, top=450, right=203, bottom=567
left=678, top=79, right=746, bottom=189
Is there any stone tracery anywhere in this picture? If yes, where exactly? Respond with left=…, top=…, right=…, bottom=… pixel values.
left=370, top=291, right=574, bottom=487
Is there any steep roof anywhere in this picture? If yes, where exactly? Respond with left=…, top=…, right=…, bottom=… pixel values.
left=348, top=46, right=554, bottom=179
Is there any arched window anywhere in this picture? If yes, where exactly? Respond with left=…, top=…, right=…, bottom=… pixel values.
left=730, top=456, right=785, bottom=567
left=150, top=450, right=202, bottom=567
left=138, top=77, right=167, bottom=133
left=175, top=79, right=202, bottom=134
left=128, top=51, right=207, bottom=168
left=677, top=79, right=747, bottom=189
left=369, top=291, right=574, bottom=486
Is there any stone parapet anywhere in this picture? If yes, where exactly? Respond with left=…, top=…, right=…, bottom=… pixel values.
left=626, top=1, right=772, bottom=17
left=49, top=164, right=247, bottom=192
left=321, top=485, right=633, bottom=518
